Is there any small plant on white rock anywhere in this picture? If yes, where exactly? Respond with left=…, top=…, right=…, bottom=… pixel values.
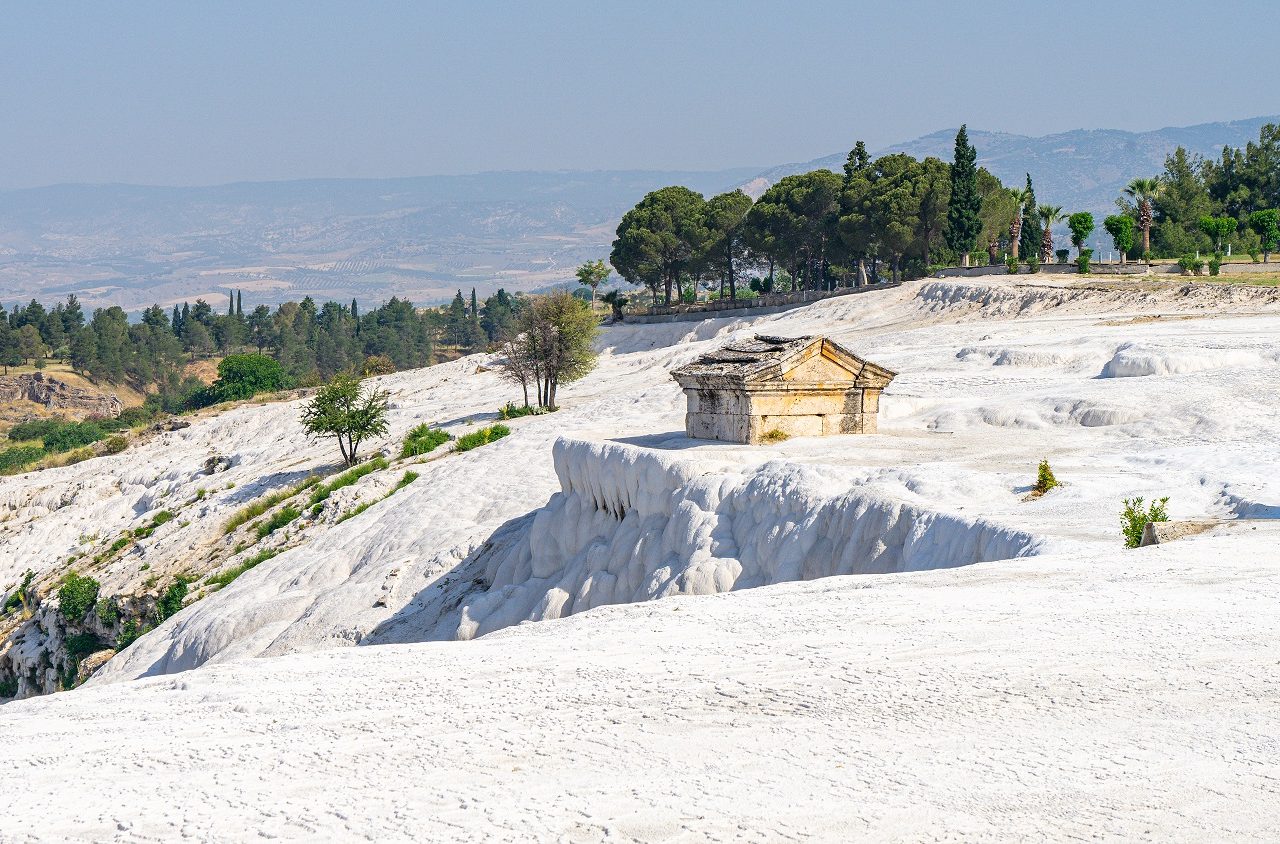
left=1121, top=496, right=1170, bottom=548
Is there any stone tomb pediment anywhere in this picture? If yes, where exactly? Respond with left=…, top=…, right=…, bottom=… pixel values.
left=670, top=335, right=897, bottom=444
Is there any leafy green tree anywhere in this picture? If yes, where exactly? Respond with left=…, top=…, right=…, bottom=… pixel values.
left=61, top=295, right=85, bottom=334
left=248, top=305, right=274, bottom=353
left=1124, top=177, right=1162, bottom=258
left=480, top=289, right=518, bottom=342
left=57, top=573, right=100, bottom=624
left=701, top=190, right=753, bottom=298
left=841, top=154, right=920, bottom=283
left=190, top=299, right=214, bottom=327
left=1104, top=215, right=1136, bottom=263
left=70, top=326, right=97, bottom=374
left=500, top=291, right=598, bottom=409
left=1150, top=147, right=1214, bottom=256
left=300, top=372, right=390, bottom=466
left=1248, top=209, right=1279, bottom=262
left=944, top=124, right=982, bottom=267
left=16, top=324, right=45, bottom=364
left=574, top=259, right=610, bottom=309
left=209, top=354, right=292, bottom=402
left=610, top=186, right=708, bottom=305
left=1067, top=212, right=1095, bottom=256
left=1205, top=123, right=1280, bottom=219
left=1197, top=215, right=1237, bottom=253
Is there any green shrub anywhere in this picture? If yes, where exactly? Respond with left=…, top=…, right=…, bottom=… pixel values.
left=1177, top=253, right=1204, bottom=273
left=95, top=598, right=119, bottom=625
left=256, top=506, right=301, bottom=539
left=208, top=354, right=292, bottom=403
left=42, top=421, right=106, bottom=453
left=57, top=573, right=100, bottom=623
left=1208, top=256, right=1221, bottom=276
left=155, top=577, right=190, bottom=622
left=1033, top=459, right=1059, bottom=495
left=1121, top=496, right=1170, bottom=548
left=1005, top=256, right=1019, bottom=275
left=223, top=476, right=320, bottom=534
left=1055, top=249, right=1069, bottom=264
left=208, top=549, right=280, bottom=589
left=102, top=435, right=128, bottom=454
left=454, top=424, right=510, bottom=453
left=759, top=429, right=789, bottom=444
left=497, top=402, right=538, bottom=420
left=65, top=632, right=104, bottom=659
left=1025, top=255, right=1040, bottom=274
left=150, top=510, right=175, bottom=528
left=0, top=445, right=47, bottom=475
left=337, top=471, right=420, bottom=524
left=3, top=570, right=35, bottom=615
left=401, top=424, right=451, bottom=457
left=116, top=620, right=148, bottom=651
left=1075, top=248, right=1092, bottom=275
left=308, top=457, right=389, bottom=505
left=7, top=419, right=60, bottom=443
left=103, top=406, right=157, bottom=431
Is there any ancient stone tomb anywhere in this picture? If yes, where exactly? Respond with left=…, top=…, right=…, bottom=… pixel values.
left=670, top=334, right=895, bottom=444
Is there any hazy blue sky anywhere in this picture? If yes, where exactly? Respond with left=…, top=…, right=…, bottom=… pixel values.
left=1, top=0, right=1273, bottom=189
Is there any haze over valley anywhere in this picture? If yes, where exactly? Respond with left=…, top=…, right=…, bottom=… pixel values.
left=4, top=116, right=1275, bottom=313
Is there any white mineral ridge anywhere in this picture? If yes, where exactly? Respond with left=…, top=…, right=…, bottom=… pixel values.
left=3, top=275, right=1280, bottom=840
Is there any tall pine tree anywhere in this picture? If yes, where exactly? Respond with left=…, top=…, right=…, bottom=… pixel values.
left=1019, top=174, right=1041, bottom=263
left=944, top=125, right=982, bottom=267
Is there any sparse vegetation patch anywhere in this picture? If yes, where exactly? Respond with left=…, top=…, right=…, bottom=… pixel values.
left=454, top=424, right=510, bottom=453
left=57, top=573, right=100, bottom=623
left=401, top=424, right=450, bottom=457
left=1121, top=496, right=1170, bottom=548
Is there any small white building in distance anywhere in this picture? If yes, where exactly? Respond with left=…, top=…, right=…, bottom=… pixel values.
left=670, top=335, right=896, bottom=445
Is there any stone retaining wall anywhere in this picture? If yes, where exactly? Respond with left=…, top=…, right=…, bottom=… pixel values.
left=624, top=282, right=901, bottom=325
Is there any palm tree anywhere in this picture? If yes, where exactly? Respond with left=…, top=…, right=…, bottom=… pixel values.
left=1124, top=178, right=1161, bottom=259
left=1007, top=187, right=1030, bottom=261
left=1038, top=205, right=1066, bottom=263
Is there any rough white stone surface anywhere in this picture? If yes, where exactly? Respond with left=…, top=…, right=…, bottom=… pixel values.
left=3, top=275, right=1280, bottom=839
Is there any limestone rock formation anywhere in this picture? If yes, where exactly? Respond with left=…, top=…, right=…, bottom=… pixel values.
left=0, top=373, right=123, bottom=419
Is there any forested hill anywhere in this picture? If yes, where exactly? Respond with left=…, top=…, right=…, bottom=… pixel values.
left=742, top=116, right=1280, bottom=219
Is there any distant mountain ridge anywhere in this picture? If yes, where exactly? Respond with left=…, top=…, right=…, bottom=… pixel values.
left=2, top=116, right=1276, bottom=311
left=740, top=115, right=1280, bottom=219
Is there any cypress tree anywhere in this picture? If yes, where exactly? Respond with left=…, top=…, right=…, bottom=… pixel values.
left=236, top=289, right=243, bottom=317
left=351, top=298, right=359, bottom=336
left=171, top=305, right=181, bottom=336
left=944, top=125, right=982, bottom=267
left=469, top=288, right=478, bottom=318
left=228, top=290, right=235, bottom=316
left=1019, top=174, right=1041, bottom=263
left=842, top=140, right=870, bottom=184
